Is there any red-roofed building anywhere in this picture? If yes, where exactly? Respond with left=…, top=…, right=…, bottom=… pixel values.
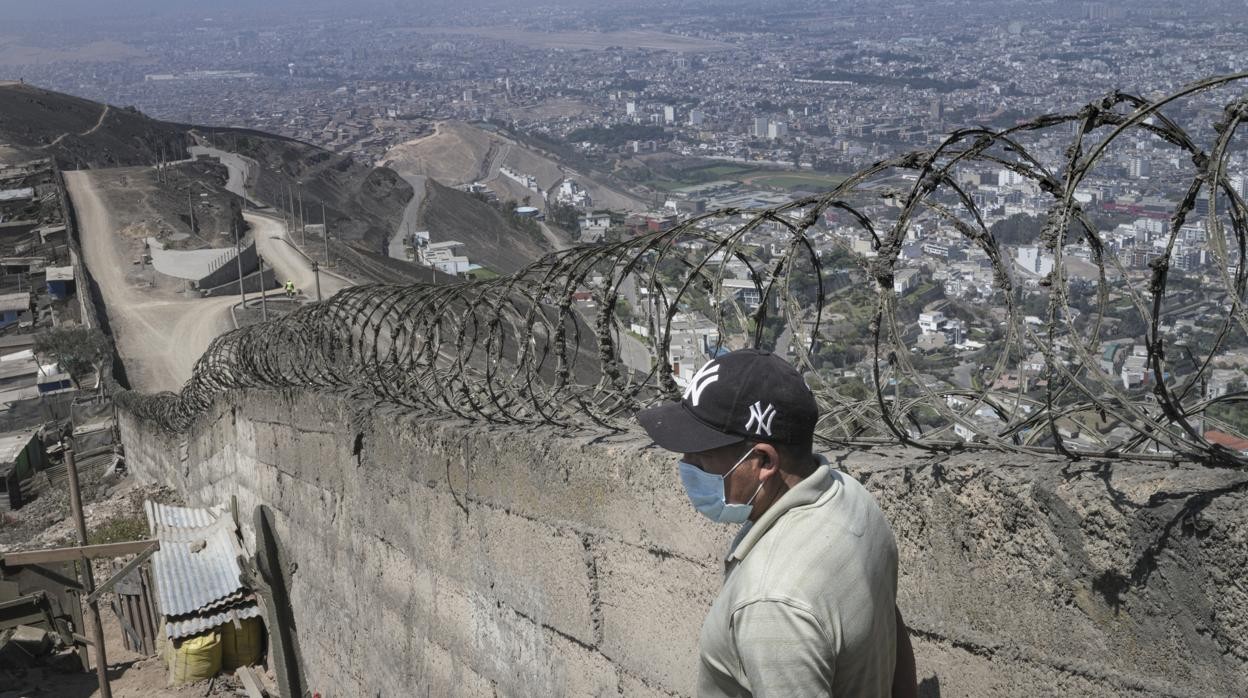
left=1204, top=430, right=1248, bottom=454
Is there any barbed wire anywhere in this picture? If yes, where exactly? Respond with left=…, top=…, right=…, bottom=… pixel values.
left=114, top=74, right=1248, bottom=466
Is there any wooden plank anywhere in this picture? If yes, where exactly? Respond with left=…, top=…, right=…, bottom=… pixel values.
left=138, top=567, right=159, bottom=655
left=2, top=539, right=159, bottom=566
left=85, top=542, right=158, bottom=605
left=108, top=597, right=142, bottom=650
left=237, top=665, right=268, bottom=698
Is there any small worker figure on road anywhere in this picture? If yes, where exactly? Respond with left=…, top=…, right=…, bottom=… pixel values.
left=284, top=280, right=295, bottom=298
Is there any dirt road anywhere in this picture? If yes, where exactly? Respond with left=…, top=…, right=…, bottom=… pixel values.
left=390, top=173, right=428, bottom=260
left=41, top=103, right=110, bottom=149
left=249, top=211, right=351, bottom=300
left=184, top=145, right=353, bottom=300
left=65, top=170, right=239, bottom=394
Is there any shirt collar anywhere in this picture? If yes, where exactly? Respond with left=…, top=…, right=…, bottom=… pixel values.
left=727, top=459, right=838, bottom=564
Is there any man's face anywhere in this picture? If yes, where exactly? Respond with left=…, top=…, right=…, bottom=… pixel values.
left=682, top=441, right=760, bottom=506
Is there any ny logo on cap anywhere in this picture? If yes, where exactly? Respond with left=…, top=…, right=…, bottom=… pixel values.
left=745, top=401, right=777, bottom=436
left=683, top=361, right=720, bottom=407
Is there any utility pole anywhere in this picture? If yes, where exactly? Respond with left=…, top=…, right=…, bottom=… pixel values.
left=65, top=448, right=113, bottom=698
left=234, top=221, right=247, bottom=306
left=312, top=261, right=322, bottom=302
left=258, top=256, right=268, bottom=322
left=284, top=181, right=292, bottom=228
left=187, top=190, right=195, bottom=235
left=296, top=180, right=305, bottom=247
left=321, top=201, right=329, bottom=266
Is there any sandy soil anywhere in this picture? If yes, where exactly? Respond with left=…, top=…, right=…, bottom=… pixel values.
left=384, top=121, right=647, bottom=213
left=65, top=170, right=239, bottom=394
left=383, top=122, right=491, bottom=186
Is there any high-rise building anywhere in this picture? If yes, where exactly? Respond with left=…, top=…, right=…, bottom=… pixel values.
left=767, top=121, right=788, bottom=140
left=626, top=101, right=636, bottom=116
left=753, top=117, right=768, bottom=138
left=664, top=105, right=675, bottom=125
left=689, top=109, right=705, bottom=126
left=998, top=169, right=1023, bottom=187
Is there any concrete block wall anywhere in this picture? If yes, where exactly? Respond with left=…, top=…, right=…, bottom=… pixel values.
left=118, top=388, right=1248, bottom=697
left=193, top=239, right=259, bottom=290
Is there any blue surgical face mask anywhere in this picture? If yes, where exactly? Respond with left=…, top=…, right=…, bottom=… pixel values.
left=678, top=446, right=765, bottom=524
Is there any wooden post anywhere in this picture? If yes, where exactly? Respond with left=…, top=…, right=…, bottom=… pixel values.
left=234, top=220, right=247, bottom=306
left=312, top=261, right=322, bottom=302
left=259, top=256, right=268, bottom=322
left=321, top=201, right=329, bottom=267
left=65, top=448, right=112, bottom=698
left=296, top=181, right=305, bottom=246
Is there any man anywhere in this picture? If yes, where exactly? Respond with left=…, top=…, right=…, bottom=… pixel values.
left=284, top=279, right=296, bottom=298
left=638, top=349, right=916, bottom=697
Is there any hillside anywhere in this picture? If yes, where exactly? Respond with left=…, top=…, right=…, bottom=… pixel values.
left=0, top=84, right=563, bottom=285
left=88, top=160, right=245, bottom=251
left=0, top=82, right=189, bottom=167
left=417, top=179, right=554, bottom=274
left=210, top=129, right=413, bottom=258
left=384, top=121, right=646, bottom=213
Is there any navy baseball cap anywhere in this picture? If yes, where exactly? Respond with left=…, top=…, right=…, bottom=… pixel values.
left=637, top=349, right=818, bottom=453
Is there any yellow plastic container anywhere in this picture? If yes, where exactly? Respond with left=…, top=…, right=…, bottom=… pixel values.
left=220, top=617, right=264, bottom=670
left=165, top=630, right=222, bottom=686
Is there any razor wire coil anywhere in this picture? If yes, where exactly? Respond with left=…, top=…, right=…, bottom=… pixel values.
left=113, top=75, right=1248, bottom=466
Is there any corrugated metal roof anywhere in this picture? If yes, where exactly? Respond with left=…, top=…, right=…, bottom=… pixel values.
left=46, top=453, right=117, bottom=487
left=146, top=501, right=222, bottom=533
left=145, top=501, right=246, bottom=619
left=165, top=602, right=261, bottom=640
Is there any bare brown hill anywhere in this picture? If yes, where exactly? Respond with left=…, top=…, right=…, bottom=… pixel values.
left=214, top=130, right=412, bottom=258
left=384, top=121, right=646, bottom=213
left=0, top=82, right=189, bottom=167
left=416, top=179, right=555, bottom=275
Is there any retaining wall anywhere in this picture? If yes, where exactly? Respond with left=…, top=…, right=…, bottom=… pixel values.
left=117, top=388, right=1248, bottom=697
left=193, top=239, right=259, bottom=290
left=199, top=266, right=278, bottom=297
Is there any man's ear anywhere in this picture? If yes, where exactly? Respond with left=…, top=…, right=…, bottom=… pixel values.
left=753, top=442, right=780, bottom=476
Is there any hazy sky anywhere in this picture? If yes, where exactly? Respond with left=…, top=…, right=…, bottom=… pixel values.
left=0, top=0, right=419, bottom=21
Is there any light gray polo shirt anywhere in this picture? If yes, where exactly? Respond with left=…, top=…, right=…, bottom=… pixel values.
left=696, top=463, right=898, bottom=697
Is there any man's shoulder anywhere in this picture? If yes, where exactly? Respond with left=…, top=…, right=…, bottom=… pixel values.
left=804, top=467, right=891, bottom=539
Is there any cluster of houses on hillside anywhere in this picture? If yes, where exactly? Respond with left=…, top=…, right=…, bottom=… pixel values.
left=0, top=158, right=117, bottom=510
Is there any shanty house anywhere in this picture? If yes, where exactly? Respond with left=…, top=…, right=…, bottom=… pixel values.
left=0, top=292, right=30, bottom=328
left=45, top=266, right=75, bottom=300
left=0, top=429, right=44, bottom=509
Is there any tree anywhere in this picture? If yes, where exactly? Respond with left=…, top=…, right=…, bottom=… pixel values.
left=548, top=202, right=581, bottom=233
left=989, top=213, right=1045, bottom=246
left=34, top=327, right=112, bottom=389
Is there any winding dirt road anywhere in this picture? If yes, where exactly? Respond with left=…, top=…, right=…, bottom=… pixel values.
left=42, top=103, right=110, bottom=149
left=65, top=170, right=239, bottom=393
left=249, top=211, right=351, bottom=299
